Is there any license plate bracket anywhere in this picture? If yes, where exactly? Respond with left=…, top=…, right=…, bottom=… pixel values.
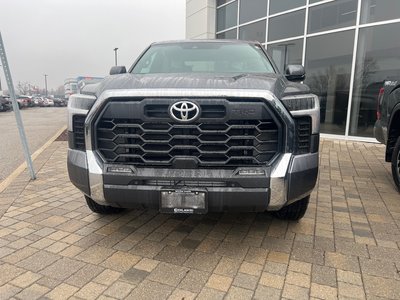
left=160, top=189, right=207, bottom=214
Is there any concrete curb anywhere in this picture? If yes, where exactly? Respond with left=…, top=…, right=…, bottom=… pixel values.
left=0, top=125, right=67, bottom=194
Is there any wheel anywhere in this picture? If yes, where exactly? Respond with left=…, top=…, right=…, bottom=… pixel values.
left=391, top=136, right=400, bottom=192
left=272, top=196, right=310, bottom=221
left=85, top=196, right=124, bottom=214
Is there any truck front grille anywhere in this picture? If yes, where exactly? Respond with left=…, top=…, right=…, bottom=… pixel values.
left=95, top=98, right=282, bottom=168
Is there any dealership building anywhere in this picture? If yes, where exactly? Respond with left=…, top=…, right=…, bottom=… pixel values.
left=186, top=0, right=400, bottom=140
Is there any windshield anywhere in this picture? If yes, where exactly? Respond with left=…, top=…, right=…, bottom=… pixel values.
left=131, top=42, right=275, bottom=75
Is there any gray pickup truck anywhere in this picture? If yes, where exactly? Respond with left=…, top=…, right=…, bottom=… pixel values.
left=374, top=79, right=400, bottom=191
left=67, top=40, right=320, bottom=220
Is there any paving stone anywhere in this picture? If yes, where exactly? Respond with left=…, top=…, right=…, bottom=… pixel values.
left=360, top=257, right=399, bottom=279
left=232, top=272, right=258, bottom=290
left=325, top=252, right=360, bottom=273
left=40, top=257, right=85, bottom=281
left=225, top=286, right=254, bottom=300
left=253, top=285, right=281, bottom=300
left=126, top=279, right=174, bottom=300
left=15, top=283, right=50, bottom=300
left=45, top=283, right=79, bottom=300
left=196, top=287, right=225, bottom=300
left=167, top=288, right=196, bottom=300
left=178, top=269, right=210, bottom=293
left=282, top=283, right=309, bottom=300
left=0, top=283, right=21, bottom=299
left=310, top=283, right=338, bottom=300
left=65, top=264, right=104, bottom=288
left=259, top=272, right=285, bottom=289
left=154, top=245, right=192, bottom=265
left=286, top=271, right=310, bottom=288
left=338, top=282, right=366, bottom=299
left=74, top=282, right=107, bottom=300
left=263, top=261, right=288, bottom=276
left=184, top=251, right=221, bottom=272
left=100, top=251, right=141, bottom=272
left=214, top=257, right=241, bottom=277
left=148, top=262, right=189, bottom=287
left=206, top=273, right=233, bottom=292
left=363, top=275, right=400, bottom=299
left=10, top=271, right=42, bottom=288
left=103, top=280, right=135, bottom=298
left=239, top=261, right=263, bottom=276
left=121, top=267, right=150, bottom=284
left=17, top=250, right=61, bottom=272
left=312, top=265, right=337, bottom=287
left=93, top=269, right=122, bottom=285
left=134, top=257, right=160, bottom=272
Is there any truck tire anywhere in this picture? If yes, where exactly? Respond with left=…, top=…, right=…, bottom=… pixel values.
left=272, top=196, right=310, bottom=221
left=391, top=136, right=400, bottom=192
left=85, top=196, right=124, bottom=214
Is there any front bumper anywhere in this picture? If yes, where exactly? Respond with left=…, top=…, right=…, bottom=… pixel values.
left=68, top=148, right=318, bottom=212
left=67, top=88, right=319, bottom=212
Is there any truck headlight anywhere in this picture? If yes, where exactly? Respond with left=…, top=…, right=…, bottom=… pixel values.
left=281, top=95, right=318, bottom=112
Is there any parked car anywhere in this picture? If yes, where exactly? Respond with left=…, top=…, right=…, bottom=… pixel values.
left=0, top=95, right=11, bottom=112
left=67, top=40, right=320, bottom=220
left=374, top=79, right=400, bottom=191
left=17, top=95, right=33, bottom=107
left=53, top=97, right=67, bottom=107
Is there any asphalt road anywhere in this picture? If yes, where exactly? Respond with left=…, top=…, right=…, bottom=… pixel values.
left=0, top=107, right=67, bottom=183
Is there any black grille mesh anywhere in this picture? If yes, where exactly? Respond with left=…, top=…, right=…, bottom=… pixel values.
left=73, top=115, right=86, bottom=150
left=294, top=116, right=311, bottom=154
left=96, top=118, right=280, bottom=167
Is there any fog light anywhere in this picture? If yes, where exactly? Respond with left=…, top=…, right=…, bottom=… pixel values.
left=107, top=166, right=133, bottom=174
left=238, top=169, right=265, bottom=176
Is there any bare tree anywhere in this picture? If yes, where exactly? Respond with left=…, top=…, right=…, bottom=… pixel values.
left=16, top=81, right=31, bottom=95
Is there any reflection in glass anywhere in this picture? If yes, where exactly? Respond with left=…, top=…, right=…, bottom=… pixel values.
left=269, top=0, right=306, bottom=15
left=267, top=39, right=303, bottom=73
left=350, top=23, right=400, bottom=137
left=308, top=0, right=358, bottom=34
left=217, top=29, right=237, bottom=39
left=239, top=20, right=267, bottom=43
left=268, top=10, right=305, bottom=41
left=217, top=1, right=238, bottom=32
left=305, top=30, right=355, bottom=135
left=361, top=0, right=400, bottom=24
left=239, top=0, right=268, bottom=24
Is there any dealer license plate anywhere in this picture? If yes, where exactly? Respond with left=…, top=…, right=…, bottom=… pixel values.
left=160, top=189, right=207, bottom=214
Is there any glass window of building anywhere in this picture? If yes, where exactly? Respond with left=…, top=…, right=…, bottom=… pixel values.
left=350, top=23, right=400, bottom=137
left=217, top=0, right=230, bottom=6
left=268, top=10, right=305, bottom=41
left=269, top=0, right=306, bottom=15
left=308, top=0, right=358, bottom=34
left=239, top=0, right=268, bottom=24
left=239, top=20, right=267, bottom=43
left=217, top=1, right=238, bottom=32
left=305, top=30, right=355, bottom=135
left=216, top=29, right=237, bottom=39
left=267, top=39, right=303, bottom=73
left=361, top=0, right=400, bottom=24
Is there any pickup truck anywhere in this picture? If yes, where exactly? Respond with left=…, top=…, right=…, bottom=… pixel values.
left=374, top=79, right=400, bottom=191
left=67, top=40, right=320, bottom=220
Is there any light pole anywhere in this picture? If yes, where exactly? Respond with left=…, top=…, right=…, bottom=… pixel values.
left=113, top=47, right=119, bottom=66
left=44, top=74, right=48, bottom=96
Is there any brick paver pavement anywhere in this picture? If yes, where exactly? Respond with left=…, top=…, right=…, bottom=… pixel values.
left=0, top=139, right=399, bottom=299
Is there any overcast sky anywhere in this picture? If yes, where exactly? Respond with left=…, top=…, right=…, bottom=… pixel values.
left=0, top=0, right=185, bottom=91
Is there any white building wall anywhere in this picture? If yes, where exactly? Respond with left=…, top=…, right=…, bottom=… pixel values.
left=186, top=0, right=216, bottom=39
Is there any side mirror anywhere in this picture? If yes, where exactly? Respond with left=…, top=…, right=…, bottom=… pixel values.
left=109, top=66, right=127, bottom=75
left=285, top=65, right=305, bottom=82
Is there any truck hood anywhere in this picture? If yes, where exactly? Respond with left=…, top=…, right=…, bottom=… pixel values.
left=82, top=73, right=310, bottom=99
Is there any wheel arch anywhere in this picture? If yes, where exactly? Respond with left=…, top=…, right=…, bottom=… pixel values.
left=386, top=105, right=400, bottom=161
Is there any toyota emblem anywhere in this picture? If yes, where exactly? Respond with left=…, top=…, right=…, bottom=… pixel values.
left=169, top=100, right=200, bottom=122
